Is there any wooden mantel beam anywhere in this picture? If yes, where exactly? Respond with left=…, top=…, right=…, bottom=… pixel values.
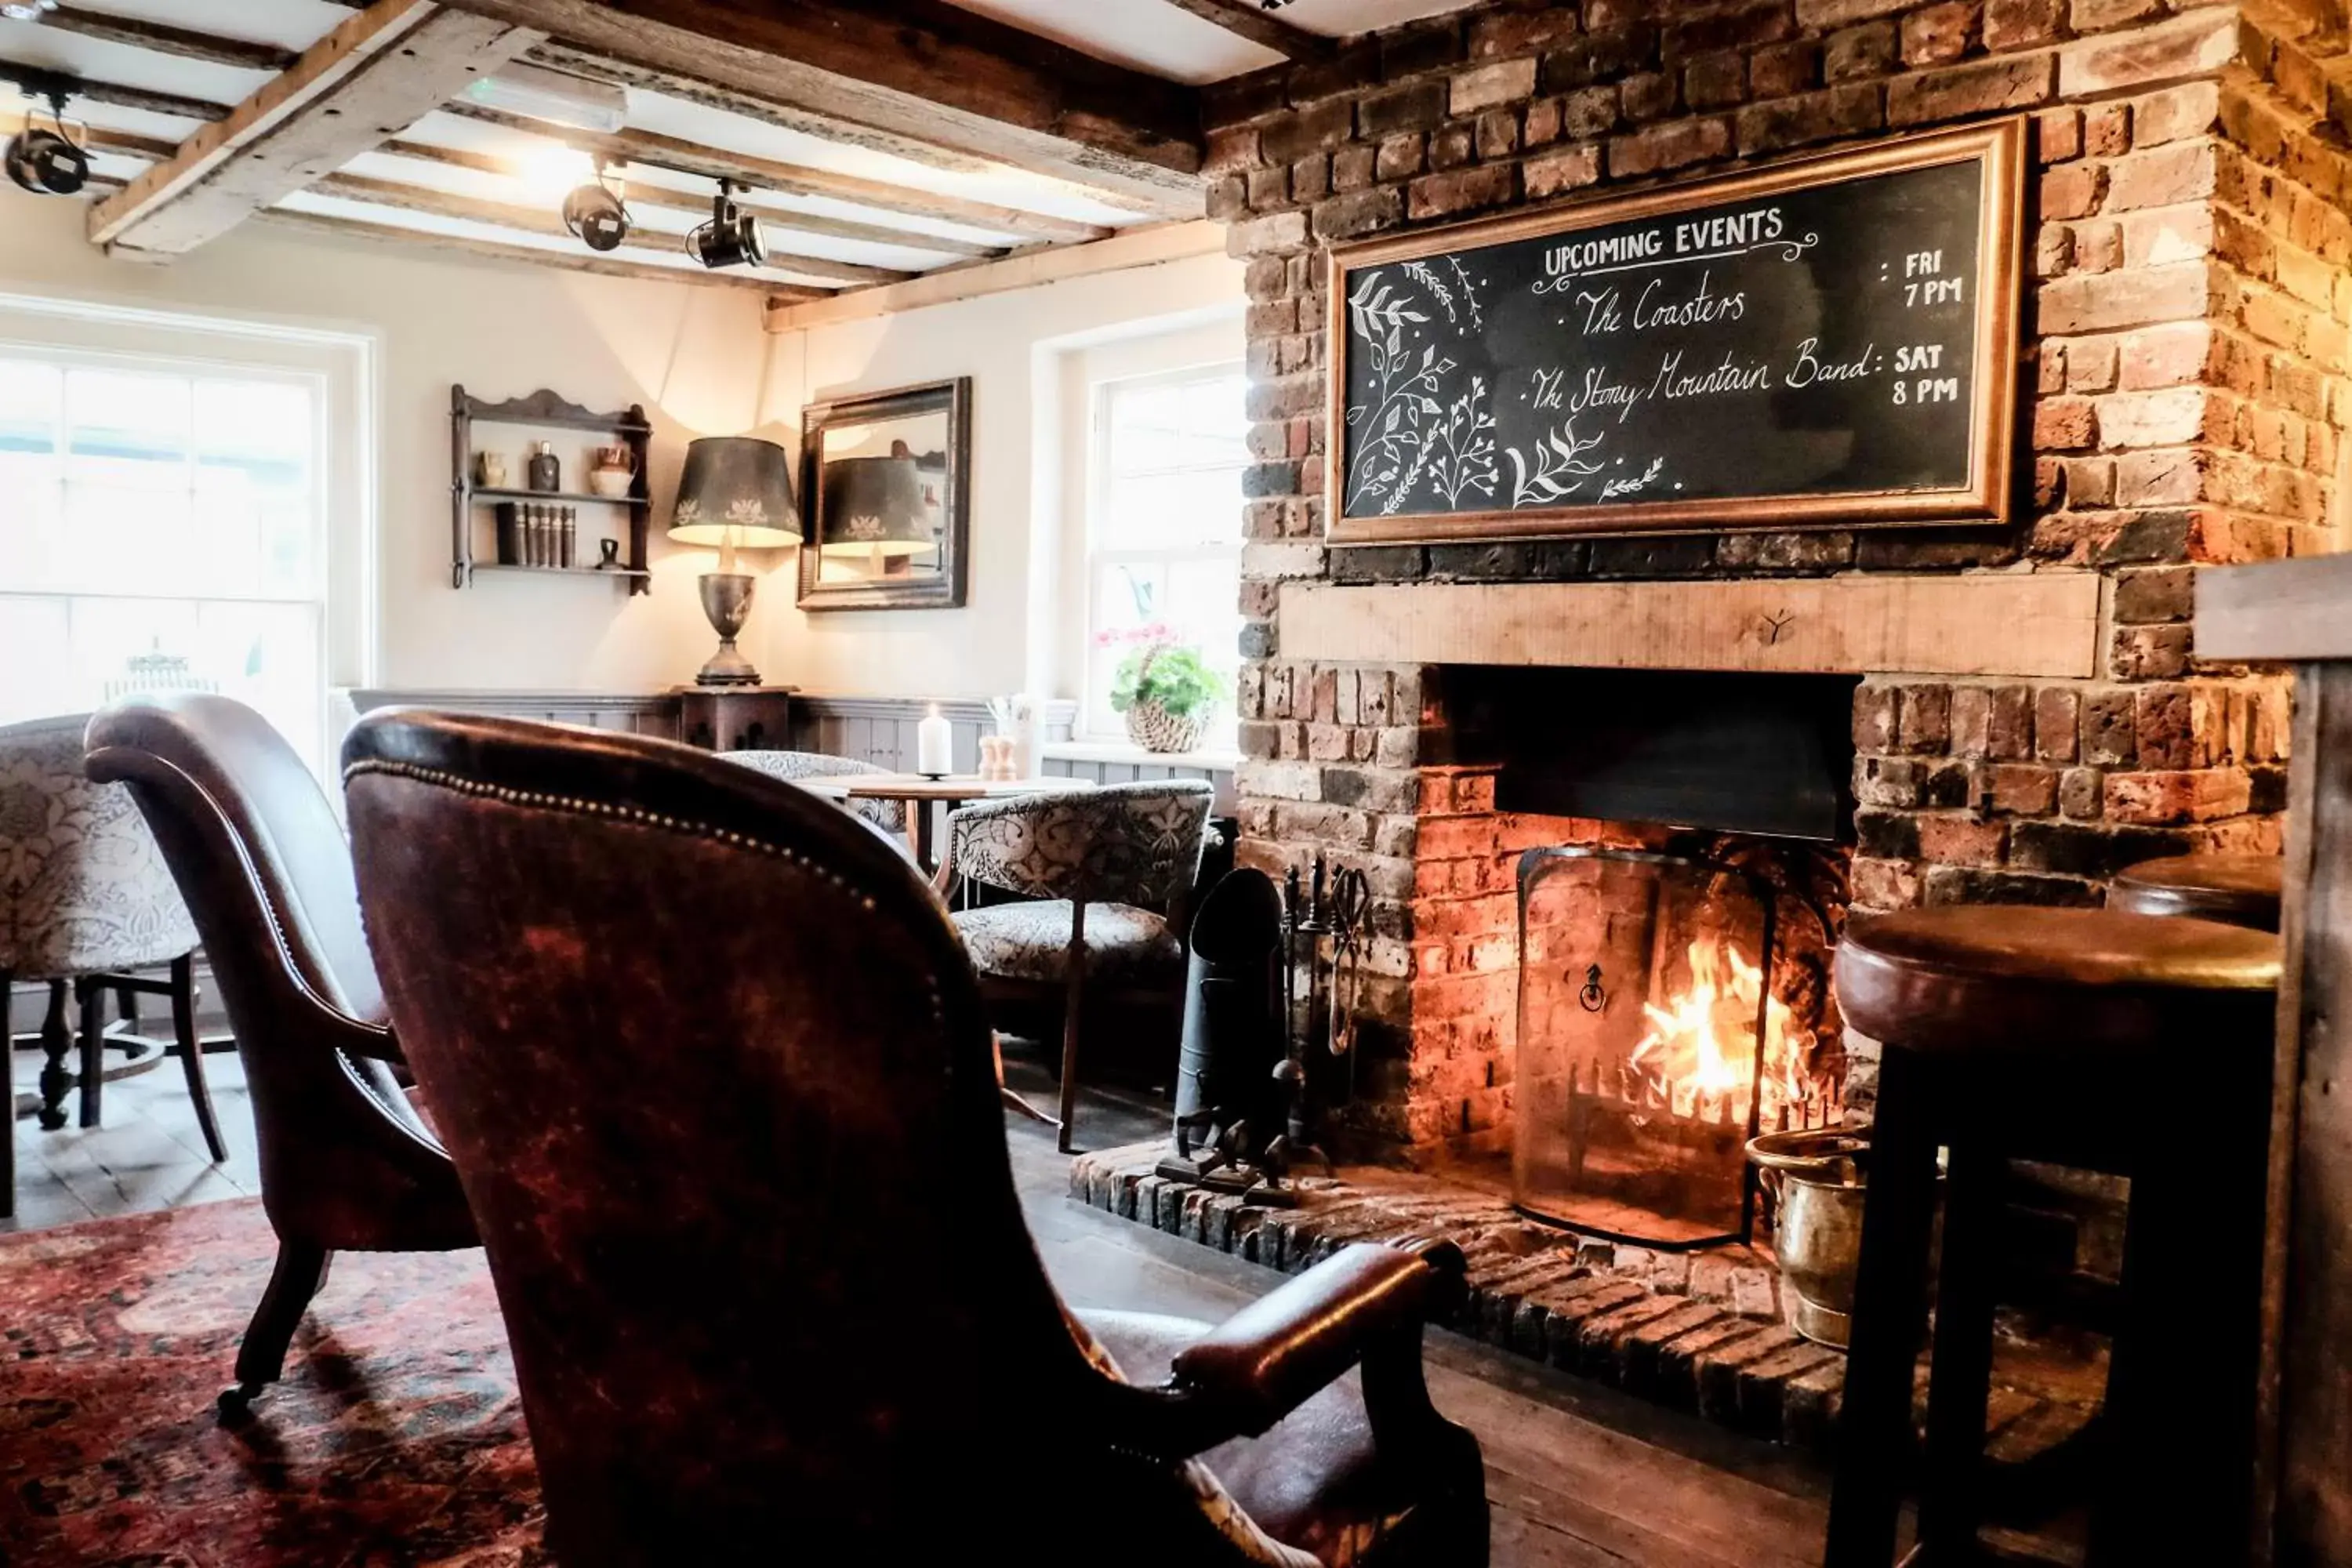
left=88, top=0, right=543, bottom=257
left=1160, top=0, right=1333, bottom=63
left=434, top=0, right=1205, bottom=215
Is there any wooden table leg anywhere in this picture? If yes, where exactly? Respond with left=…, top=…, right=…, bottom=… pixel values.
left=1827, top=1043, right=1943, bottom=1568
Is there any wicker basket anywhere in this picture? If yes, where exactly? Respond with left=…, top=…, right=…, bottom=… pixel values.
left=1124, top=698, right=1207, bottom=754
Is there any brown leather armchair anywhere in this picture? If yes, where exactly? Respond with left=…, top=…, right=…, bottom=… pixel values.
left=84, top=695, right=476, bottom=1410
left=342, top=710, right=1487, bottom=1568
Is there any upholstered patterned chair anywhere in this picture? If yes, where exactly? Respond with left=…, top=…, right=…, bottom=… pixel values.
left=723, top=750, right=904, bottom=833
left=1, top=713, right=227, bottom=1216
left=938, top=780, right=1214, bottom=1150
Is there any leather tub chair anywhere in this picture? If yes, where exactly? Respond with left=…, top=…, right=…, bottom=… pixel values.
left=85, top=695, right=476, bottom=1409
left=342, top=711, right=1488, bottom=1568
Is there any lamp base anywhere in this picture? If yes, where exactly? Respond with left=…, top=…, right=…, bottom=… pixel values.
left=694, top=639, right=763, bottom=686
left=693, top=571, right=762, bottom=687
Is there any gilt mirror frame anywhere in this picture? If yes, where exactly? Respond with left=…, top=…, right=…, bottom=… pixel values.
left=797, top=376, right=972, bottom=611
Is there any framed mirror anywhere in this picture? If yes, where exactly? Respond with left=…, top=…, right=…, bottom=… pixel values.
left=797, top=377, right=971, bottom=611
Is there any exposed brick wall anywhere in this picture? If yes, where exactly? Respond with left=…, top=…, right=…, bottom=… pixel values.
left=1211, top=0, right=2347, bottom=1161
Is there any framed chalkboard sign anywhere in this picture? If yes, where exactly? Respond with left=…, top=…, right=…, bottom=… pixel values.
left=1326, top=119, right=2024, bottom=544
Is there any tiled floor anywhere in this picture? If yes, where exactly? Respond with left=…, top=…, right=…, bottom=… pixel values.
left=5, top=1039, right=1847, bottom=1566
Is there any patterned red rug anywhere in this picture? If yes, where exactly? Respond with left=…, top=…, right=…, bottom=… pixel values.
left=0, top=1199, right=544, bottom=1567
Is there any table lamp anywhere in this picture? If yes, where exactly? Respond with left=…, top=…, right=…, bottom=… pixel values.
left=668, top=436, right=800, bottom=686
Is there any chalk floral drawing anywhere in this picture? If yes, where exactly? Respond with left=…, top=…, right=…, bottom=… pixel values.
left=1345, top=270, right=1457, bottom=510
left=1599, top=456, right=1667, bottom=500
left=1411, top=376, right=1499, bottom=513
left=1402, top=260, right=1457, bottom=324
left=1505, top=416, right=1607, bottom=506
left=1447, top=257, right=1485, bottom=330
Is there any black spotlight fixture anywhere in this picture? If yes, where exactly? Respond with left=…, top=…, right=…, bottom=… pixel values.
left=5, top=90, right=86, bottom=198
left=561, top=158, right=629, bottom=252
left=686, top=180, right=763, bottom=270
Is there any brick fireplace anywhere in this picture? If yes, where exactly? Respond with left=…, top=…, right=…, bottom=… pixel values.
left=1212, top=0, right=2337, bottom=1167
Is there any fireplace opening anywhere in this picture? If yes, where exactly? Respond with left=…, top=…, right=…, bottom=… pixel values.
left=1513, top=842, right=1848, bottom=1248
left=1451, top=666, right=1861, bottom=842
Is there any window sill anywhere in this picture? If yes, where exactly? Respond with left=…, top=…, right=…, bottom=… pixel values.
left=1041, top=739, right=1242, bottom=772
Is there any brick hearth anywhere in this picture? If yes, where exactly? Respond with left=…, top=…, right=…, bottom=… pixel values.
left=1071, top=1144, right=2106, bottom=1454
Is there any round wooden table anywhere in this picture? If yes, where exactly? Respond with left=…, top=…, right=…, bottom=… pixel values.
left=795, top=773, right=1091, bottom=868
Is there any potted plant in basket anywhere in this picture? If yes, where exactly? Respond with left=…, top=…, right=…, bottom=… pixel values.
left=1105, top=624, right=1229, bottom=754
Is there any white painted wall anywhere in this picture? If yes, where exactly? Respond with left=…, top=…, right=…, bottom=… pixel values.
left=757, top=249, right=1246, bottom=702
left=0, top=197, right=775, bottom=693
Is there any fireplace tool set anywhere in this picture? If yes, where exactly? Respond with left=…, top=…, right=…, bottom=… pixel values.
left=1160, top=856, right=1368, bottom=1205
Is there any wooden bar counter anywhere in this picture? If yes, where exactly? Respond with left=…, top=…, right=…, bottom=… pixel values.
left=2199, top=554, right=2352, bottom=1567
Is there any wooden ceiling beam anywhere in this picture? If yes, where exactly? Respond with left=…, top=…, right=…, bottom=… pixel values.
left=307, top=169, right=913, bottom=285
left=2, top=67, right=232, bottom=123
left=30, top=8, right=300, bottom=74
left=363, top=136, right=998, bottom=257
left=1158, top=0, right=1333, bottom=64
left=88, top=0, right=544, bottom=256
left=434, top=0, right=1203, bottom=215
left=253, top=203, right=818, bottom=296
left=441, top=102, right=1112, bottom=245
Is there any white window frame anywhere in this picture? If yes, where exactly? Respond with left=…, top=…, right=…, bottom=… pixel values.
left=0, top=291, right=376, bottom=776
left=1076, top=359, right=1247, bottom=750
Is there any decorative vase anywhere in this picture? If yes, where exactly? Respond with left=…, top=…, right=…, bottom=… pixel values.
left=1125, top=699, right=1205, bottom=754
left=588, top=466, right=633, bottom=498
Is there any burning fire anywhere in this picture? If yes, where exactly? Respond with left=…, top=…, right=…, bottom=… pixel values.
left=1629, top=933, right=1820, bottom=1123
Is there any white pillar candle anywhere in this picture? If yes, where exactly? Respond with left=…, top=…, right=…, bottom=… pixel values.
left=916, top=703, right=953, bottom=776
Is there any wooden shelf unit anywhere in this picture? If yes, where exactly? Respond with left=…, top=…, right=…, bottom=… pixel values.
left=451, top=387, right=653, bottom=594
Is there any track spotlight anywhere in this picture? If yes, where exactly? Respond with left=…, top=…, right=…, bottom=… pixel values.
left=562, top=160, right=629, bottom=252
left=686, top=180, right=763, bottom=270
left=5, top=93, right=85, bottom=198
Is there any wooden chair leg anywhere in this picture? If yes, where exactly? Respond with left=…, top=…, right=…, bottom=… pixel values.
left=1827, top=1044, right=1944, bottom=1568
left=74, top=975, right=104, bottom=1130
left=169, top=955, right=227, bottom=1163
left=1918, top=1137, right=2005, bottom=1562
left=225, top=1241, right=332, bottom=1410
left=1057, top=899, right=1087, bottom=1155
left=35, top=979, right=71, bottom=1131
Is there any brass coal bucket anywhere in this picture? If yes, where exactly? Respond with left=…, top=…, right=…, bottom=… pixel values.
left=1747, top=1127, right=1870, bottom=1349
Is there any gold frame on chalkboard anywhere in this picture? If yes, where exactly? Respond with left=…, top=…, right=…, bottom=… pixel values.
left=1323, top=118, right=2025, bottom=545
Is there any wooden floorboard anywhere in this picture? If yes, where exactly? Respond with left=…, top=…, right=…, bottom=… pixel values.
left=9, top=1044, right=1835, bottom=1566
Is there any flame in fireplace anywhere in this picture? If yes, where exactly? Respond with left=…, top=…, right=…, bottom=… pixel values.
left=1629, top=933, right=1817, bottom=1118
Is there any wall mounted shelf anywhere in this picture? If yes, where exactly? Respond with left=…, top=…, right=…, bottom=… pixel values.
left=451, top=387, right=653, bottom=594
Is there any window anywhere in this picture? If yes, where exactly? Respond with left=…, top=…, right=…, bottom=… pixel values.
left=1082, top=364, right=1247, bottom=748
left=0, top=348, right=329, bottom=769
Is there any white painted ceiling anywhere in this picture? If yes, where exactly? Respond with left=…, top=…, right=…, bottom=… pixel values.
left=943, top=0, right=1481, bottom=79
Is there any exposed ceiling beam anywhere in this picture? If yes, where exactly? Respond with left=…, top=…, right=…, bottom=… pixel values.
left=443, top=102, right=1112, bottom=245
left=1157, top=0, right=1333, bottom=63
left=0, top=66, right=231, bottom=123
left=531, top=42, right=1006, bottom=183
left=764, top=218, right=1225, bottom=332
left=309, top=169, right=912, bottom=285
left=367, top=136, right=1000, bottom=257
left=255, top=203, right=815, bottom=295
left=89, top=0, right=544, bottom=256
left=30, top=8, right=300, bottom=74
left=434, top=0, right=1203, bottom=215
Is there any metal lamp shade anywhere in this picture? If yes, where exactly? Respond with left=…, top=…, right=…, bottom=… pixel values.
left=666, top=436, right=800, bottom=547
left=819, top=452, right=942, bottom=558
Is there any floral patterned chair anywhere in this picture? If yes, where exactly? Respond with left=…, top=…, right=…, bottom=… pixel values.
left=1, top=713, right=227, bottom=1217
left=723, top=750, right=904, bottom=834
left=937, top=780, right=1214, bottom=1150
